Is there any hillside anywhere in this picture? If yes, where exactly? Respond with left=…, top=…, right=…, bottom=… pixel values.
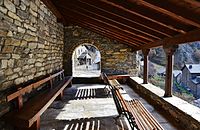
left=149, top=42, right=200, bottom=69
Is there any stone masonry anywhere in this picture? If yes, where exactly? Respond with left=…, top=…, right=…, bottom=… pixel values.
left=0, top=0, right=64, bottom=120
left=64, top=26, right=139, bottom=76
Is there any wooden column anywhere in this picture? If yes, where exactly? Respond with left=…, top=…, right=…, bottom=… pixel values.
left=163, top=45, right=178, bottom=97
left=142, top=49, right=150, bottom=84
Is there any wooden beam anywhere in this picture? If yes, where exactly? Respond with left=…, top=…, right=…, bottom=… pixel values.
left=128, top=0, right=200, bottom=28
left=102, top=0, right=186, bottom=34
left=59, top=8, right=152, bottom=44
left=64, top=0, right=176, bottom=37
left=67, top=15, right=147, bottom=46
left=66, top=16, right=142, bottom=48
left=79, top=0, right=174, bottom=38
left=57, top=3, right=156, bottom=42
left=40, top=0, right=65, bottom=23
left=134, top=29, right=200, bottom=51
left=143, top=0, right=200, bottom=25
left=57, top=0, right=168, bottom=39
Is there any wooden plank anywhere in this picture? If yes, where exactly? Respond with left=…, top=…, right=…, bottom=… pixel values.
left=143, top=0, right=200, bottom=25
left=65, top=13, right=146, bottom=48
left=56, top=0, right=163, bottom=40
left=67, top=16, right=144, bottom=48
left=128, top=0, right=200, bottom=28
left=108, top=75, right=130, bottom=80
left=101, top=0, right=186, bottom=34
left=57, top=0, right=176, bottom=37
left=59, top=5, right=156, bottom=42
left=76, top=0, right=173, bottom=38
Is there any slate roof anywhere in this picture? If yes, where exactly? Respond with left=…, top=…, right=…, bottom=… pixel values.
left=173, top=70, right=182, bottom=77
left=185, top=64, right=200, bottom=74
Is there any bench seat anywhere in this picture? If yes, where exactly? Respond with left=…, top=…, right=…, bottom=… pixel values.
left=5, top=76, right=72, bottom=129
left=101, top=73, right=164, bottom=130
left=125, top=99, right=163, bottom=130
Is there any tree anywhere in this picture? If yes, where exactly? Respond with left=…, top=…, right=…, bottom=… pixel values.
left=193, top=49, right=200, bottom=63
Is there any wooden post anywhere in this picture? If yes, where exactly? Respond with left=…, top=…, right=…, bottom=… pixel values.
left=17, top=87, right=23, bottom=110
left=163, top=45, right=178, bottom=97
left=56, top=91, right=64, bottom=100
left=29, top=116, right=40, bottom=130
left=142, top=49, right=150, bottom=84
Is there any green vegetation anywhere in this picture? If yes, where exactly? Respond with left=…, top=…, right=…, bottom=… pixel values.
left=149, top=75, right=165, bottom=90
left=173, top=80, right=193, bottom=96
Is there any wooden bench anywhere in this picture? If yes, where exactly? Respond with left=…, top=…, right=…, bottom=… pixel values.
left=102, top=73, right=164, bottom=130
left=4, top=70, right=73, bottom=130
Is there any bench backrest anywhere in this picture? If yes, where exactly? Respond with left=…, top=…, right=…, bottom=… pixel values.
left=7, top=70, right=65, bottom=110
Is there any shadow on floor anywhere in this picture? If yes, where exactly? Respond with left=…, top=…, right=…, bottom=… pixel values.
left=62, top=85, right=110, bottom=100
left=41, top=85, right=125, bottom=130
left=41, top=116, right=129, bottom=130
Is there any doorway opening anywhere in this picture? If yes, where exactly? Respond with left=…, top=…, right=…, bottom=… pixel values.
left=72, top=44, right=101, bottom=77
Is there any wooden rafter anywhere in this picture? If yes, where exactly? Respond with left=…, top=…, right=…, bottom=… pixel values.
left=58, top=5, right=154, bottom=42
left=67, top=18, right=141, bottom=49
left=63, top=12, right=146, bottom=46
left=128, top=0, right=200, bottom=28
left=53, top=2, right=157, bottom=42
left=45, top=0, right=200, bottom=51
left=143, top=0, right=200, bottom=24
left=67, top=1, right=161, bottom=40
left=102, top=0, right=186, bottom=34
left=55, top=0, right=177, bottom=37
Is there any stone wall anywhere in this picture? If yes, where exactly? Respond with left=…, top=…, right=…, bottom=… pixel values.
left=0, top=0, right=64, bottom=119
left=64, top=26, right=139, bottom=76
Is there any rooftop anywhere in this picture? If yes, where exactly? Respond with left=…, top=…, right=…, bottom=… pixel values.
left=184, top=64, right=200, bottom=74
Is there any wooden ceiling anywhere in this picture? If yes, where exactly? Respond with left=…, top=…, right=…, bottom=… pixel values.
left=41, top=0, right=200, bottom=51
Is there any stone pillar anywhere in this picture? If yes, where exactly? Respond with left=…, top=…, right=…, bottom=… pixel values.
left=163, top=45, right=178, bottom=97
left=142, top=49, right=150, bottom=84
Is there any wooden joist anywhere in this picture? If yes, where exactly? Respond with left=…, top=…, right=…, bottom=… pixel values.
left=43, top=0, right=200, bottom=50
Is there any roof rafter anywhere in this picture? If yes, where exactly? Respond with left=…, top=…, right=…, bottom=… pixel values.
left=67, top=18, right=141, bottom=49
left=57, top=5, right=154, bottom=42
left=66, top=1, right=161, bottom=40
left=55, top=0, right=178, bottom=37
left=128, top=0, right=200, bottom=28
left=102, top=0, right=186, bottom=34
left=63, top=12, right=147, bottom=46
left=143, top=0, right=200, bottom=24
left=57, top=0, right=172, bottom=38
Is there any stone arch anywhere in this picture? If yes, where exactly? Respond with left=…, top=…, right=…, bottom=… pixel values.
left=69, top=39, right=102, bottom=57
left=72, top=43, right=101, bottom=77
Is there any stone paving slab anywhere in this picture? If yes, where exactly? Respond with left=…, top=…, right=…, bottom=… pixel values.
left=41, top=84, right=131, bottom=130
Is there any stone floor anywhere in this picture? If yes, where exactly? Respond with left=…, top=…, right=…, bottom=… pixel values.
left=41, top=84, right=180, bottom=130
left=73, top=70, right=101, bottom=77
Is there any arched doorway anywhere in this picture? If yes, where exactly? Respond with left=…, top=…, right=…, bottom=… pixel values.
left=72, top=44, right=101, bottom=77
